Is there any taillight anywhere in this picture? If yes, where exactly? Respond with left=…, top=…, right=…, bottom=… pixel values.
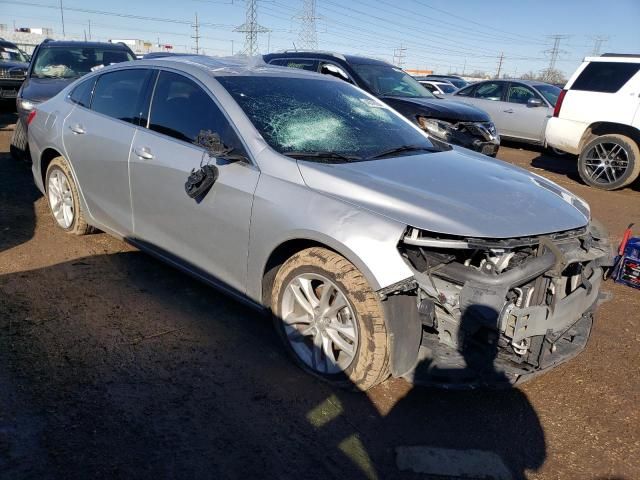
left=553, top=89, right=567, bottom=118
left=26, top=110, right=36, bottom=125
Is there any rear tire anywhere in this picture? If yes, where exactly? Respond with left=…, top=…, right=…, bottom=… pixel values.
left=45, top=156, right=92, bottom=235
left=578, top=134, right=640, bottom=190
left=271, top=247, right=390, bottom=391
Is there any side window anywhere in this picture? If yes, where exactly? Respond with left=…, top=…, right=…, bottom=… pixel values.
left=92, top=69, right=151, bottom=124
left=319, top=62, right=352, bottom=83
left=148, top=71, right=246, bottom=155
left=571, top=61, right=640, bottom=93
left=474, top=82, right=505, bottom=101
left=270, top=58, right=318, bottom=71
left=506, top=84, right=539, bottom=104
left=69, top=76, right=96, bottom=108
left=455, top=84, right=475, bottom=97
left=421, top=82, right=437, bottom=93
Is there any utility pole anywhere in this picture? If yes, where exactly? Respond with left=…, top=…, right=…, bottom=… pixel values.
left=393, top=45, right=407, bottom=68
left=59, top=0, right=65, bottom=38
left=462, top=59, right=466, bottom=76
left=297, top=0, right=319, bottom=50
left=590, top=35, right=609, bottom=56
left=88, top=19, right=91, bottom=40
left=234, top=0, right=270, bottom=56
left=192, top=13, right=200, bottom=54
left=495, top=52, right=504, bottom=78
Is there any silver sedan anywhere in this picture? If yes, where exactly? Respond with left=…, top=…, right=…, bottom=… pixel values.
left=453, top=79, right=562, bottom=147
left=28, top=56, right=611, bottom=390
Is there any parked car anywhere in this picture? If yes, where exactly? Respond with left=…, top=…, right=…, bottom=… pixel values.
left=263, top=51, right=499, bottom=156
left=28, top=56, right=612, bottom=390
left=417, top=79, right=457, bottom=96
left=546, top=54, right=640, bottom=190
left=421, top=74, right=469, bottom=89
left=453, top=79, right=562, bottom=149
left=10, top=39, right=135, bottom=161
left=0, top=39, right=29, bottom=103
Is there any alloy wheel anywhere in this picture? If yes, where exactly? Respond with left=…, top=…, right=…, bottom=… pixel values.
left=48, top=169, right=75, bottom=229
left=280, top=273, right=359, bottom=375
left=583, top=142, right=630, bottom=186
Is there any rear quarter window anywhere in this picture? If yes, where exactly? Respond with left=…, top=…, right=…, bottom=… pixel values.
left=69, top=77, right=96, bottom=108
left=571, top=62, right=640, bottom=93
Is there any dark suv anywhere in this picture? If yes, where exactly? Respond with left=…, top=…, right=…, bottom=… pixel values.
left=263, top=51, right=499, bottom=156
left=11, top=39, right=135, bottom=160
left=0, top=39, right=29, bottom=102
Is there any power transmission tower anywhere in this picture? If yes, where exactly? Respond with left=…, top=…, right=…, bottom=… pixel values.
left=234, top=0, right=270, bottom=56
left=297, top=0, right=320, bottom=50
left=393, top=45, right=407, bottom=68
left=495, top=51, right=504, bottom=78
left=541, top=34, right=569, bottom=82
left=192, top=13, right=201, bottom=54
left=590, top=35, right=609, bottom=56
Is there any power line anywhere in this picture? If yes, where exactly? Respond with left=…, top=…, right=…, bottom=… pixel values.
left=297, top=0, right=319, bottom=50
left=234, top=0, right=269, bottom=56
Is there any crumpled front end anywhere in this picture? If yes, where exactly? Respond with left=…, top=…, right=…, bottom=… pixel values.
left=381, top=220, right=614, bottom=388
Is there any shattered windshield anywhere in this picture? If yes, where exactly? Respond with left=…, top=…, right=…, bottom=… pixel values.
left=217, top=76, right=436, bottom=160
left=0, top=45, right=28, bottom=63
left=351, top=64, right=435, bottom=98
left=32, top=47, right=134, bottom=79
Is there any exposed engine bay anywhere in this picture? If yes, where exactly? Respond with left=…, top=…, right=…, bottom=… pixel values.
left=381, top=221, right=614, bottom=387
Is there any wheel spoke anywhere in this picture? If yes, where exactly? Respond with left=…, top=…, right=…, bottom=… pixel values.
left=325, top=294, right=347, bottom=318
left=312, top=332, right=324, bottom=371
left=283, top=313, right=312, bottom=326
left=289, top=283, right=315, bottom=316
left=327, top=322, right=356, bottom=341
left=326, top=328, right=355, bottom=355
left=319, top=283, right=335, bottom=312
left=321, top=334, right=336, bottom=369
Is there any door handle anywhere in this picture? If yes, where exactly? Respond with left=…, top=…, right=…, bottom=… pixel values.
left=134, top=146, right=154, bottom=160
left=503, top=109, right=514, bottom=113
left=69, top=124, right=85, bottom=134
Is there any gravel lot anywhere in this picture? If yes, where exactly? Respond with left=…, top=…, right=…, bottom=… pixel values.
left=1, top=104, right=639, bottom=480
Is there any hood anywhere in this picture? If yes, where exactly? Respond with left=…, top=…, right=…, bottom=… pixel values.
left=380, top=96, right=490, bottom=123
left=297, top=148, right=589, bottom=239
left=20, top=77, right=75, bottom=102
left=0, top=60, right=29, bottom=71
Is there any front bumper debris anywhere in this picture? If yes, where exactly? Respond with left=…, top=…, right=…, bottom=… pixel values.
left=382, top=220, right=614, bottom=388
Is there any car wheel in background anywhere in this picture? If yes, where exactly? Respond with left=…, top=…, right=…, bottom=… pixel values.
left=271, top=247, right=390, bottom=391
left=45, top=156, right=92, bottom=235
left=9, top=118, right=30, bottom=162
left=578, top=134, right=640, bottom=190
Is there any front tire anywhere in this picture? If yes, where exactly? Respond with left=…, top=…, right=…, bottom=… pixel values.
left=578, top=134, right=640, bottom=190
left=271, top=247, right=390, bottom=391
left=45, top=156, right=92, bottom=235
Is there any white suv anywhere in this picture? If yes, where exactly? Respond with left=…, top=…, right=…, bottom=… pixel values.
left=545, top=54, right=640, bottom=190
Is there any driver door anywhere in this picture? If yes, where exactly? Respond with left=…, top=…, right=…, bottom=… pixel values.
left=129, top=70, right=259, bottom=294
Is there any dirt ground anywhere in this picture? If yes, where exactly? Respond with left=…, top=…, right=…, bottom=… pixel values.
left=0, top=104, right=638, bottom=480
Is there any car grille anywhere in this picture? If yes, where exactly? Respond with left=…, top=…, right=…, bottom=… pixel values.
left=0, top=68, right=26, bottom=80
left=456, top=121, right=498, bottom=142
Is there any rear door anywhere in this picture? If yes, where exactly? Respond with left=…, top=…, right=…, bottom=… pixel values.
left=62, top=68, right=153, bottom=235
left=501, top=82, right=551, bottom=142
left=454, top=81, right=507, bottom=125
left=129, top=70, right=259, bottom=293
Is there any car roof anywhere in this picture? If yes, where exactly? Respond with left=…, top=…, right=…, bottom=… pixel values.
left=38, top=40, right=132, bottom=50
left=0, top=40, right=20, bottom=48
left=263, top=50, right=393, bottom=67
left=132, top=54, right=344, bottom=81
left=475, top=78, right=557, bottom=88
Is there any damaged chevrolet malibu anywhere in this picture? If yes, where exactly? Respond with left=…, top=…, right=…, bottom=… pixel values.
left=28, top=56, right=613, bottom=390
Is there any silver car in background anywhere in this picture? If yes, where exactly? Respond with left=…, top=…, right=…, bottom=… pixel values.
left=453, top=79, right=562, bottom=148
left=28, top=56, right=612, bottom=390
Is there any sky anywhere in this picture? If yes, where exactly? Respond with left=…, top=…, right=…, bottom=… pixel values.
left=1, top=0, right=639, bottom=77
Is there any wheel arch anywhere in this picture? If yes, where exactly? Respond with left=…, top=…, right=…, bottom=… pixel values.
left=40, top=147, right=63, bottom=187
left=579, top=122, right=640, bottom=152
left=260, top=235, right=382, bottom=310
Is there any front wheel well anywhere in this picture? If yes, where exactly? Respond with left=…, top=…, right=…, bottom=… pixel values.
left=261, top=239, right=335, bottom=309
left=40, top=148, right=63, bottom=187
left=579, top=122, right=640, bottom=152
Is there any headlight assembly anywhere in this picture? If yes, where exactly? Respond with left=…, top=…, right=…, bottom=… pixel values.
left=417, top=117, right=453, bottom=140
left=18, top=98, right=38, bottom=111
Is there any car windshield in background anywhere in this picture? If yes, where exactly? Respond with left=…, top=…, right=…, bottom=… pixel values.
left=446, top=79, right=467, bottom=89
left=0, top=45, right=28, bottom=63
left=351, top=64, right=436, bottom=99
left=535, top=83, right=561, bottom=106
left=217, top=76, right=437, bottom=160
left=32, top=47, right=135, bottom=79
